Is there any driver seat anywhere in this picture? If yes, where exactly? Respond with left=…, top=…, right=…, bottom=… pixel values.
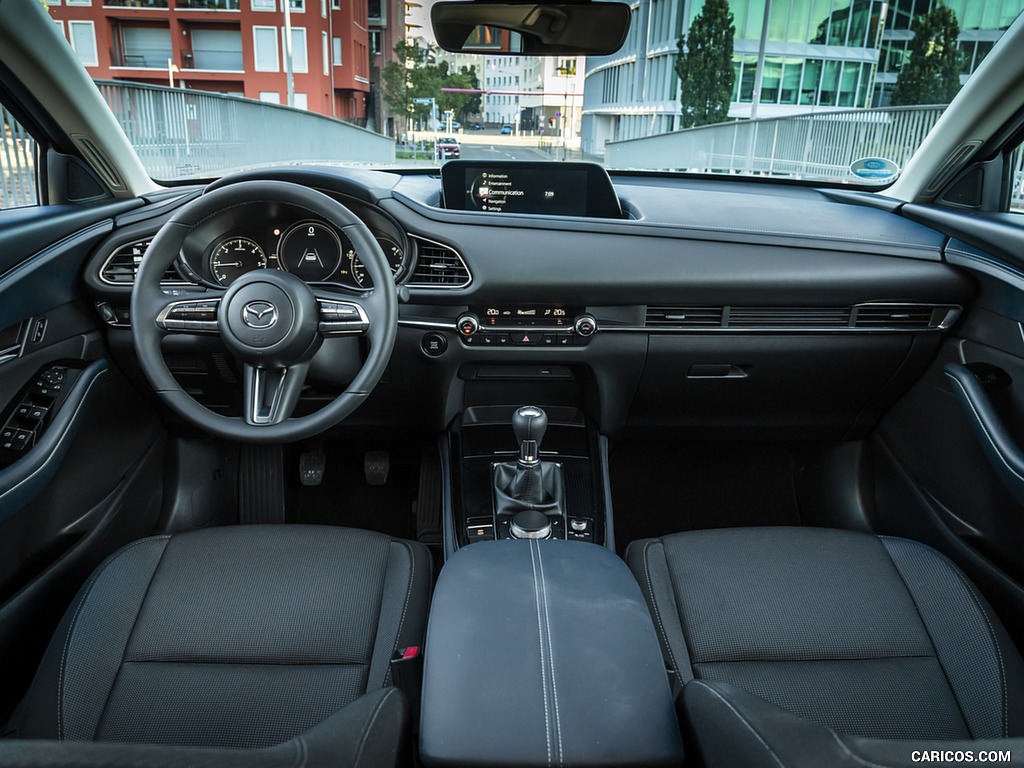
left=8, top=525, right=432, bottom=767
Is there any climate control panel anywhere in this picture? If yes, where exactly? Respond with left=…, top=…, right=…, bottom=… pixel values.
left=457, top=305, right=597, bottom=347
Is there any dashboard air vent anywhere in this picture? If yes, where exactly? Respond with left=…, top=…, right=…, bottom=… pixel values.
left=646, top=306, right=723, bottom=327
left=853, top=305, right=942, bottom=329
left=728, top=307, right=850, bottom=328
left=407, top=238, right=471, bottom=289
left=100, top=240, right=183, bottom=285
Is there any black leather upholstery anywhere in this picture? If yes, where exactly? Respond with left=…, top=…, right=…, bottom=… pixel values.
left=15, top=525, right=432, bottom=755
left=626, top=527, right=1024, bottom=742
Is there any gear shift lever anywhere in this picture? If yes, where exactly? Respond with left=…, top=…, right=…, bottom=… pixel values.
left=512, top=406, right=548, bottom=466
left=493, top=406, right=565, bottom=538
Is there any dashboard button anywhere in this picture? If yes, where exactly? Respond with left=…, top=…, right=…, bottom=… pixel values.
left=481, top=333, right=497, bottom=345
left=512, top=332, right=540, bottom=345
left=494, top=333, right=512, bottom=345
left=421, top=332, right=448, bottom=357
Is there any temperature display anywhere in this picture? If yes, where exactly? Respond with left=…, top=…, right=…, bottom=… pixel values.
left=473, top=305, right=580, bottom=328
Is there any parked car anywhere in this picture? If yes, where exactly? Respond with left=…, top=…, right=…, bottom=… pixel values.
left=435, top=136, right=460, bottom=160
left=3, top=0, right=1024, bottom=767
left=469, top=122, right=485, bottom=131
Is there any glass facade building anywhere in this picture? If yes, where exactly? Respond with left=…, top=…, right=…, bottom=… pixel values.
left=581, top=0, right=1023, bottom=155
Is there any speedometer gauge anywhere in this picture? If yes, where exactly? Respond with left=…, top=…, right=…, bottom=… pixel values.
left=279, top=221, right=343, bottom=282
left=210, top=237, right=266, bottom=286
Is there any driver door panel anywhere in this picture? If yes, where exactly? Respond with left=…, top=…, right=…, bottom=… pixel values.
left=0, top=203, right=166, bottom=724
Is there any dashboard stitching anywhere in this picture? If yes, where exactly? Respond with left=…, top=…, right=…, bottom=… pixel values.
left=529, top=540, right=554, bottom=766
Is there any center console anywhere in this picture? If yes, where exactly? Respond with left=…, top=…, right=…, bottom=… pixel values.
left=420, top=540, right=683, bottom=767
left=447, top=404, right=612, bottom=554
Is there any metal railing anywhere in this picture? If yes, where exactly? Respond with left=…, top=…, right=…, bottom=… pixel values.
left=95, top=80, right=395, bottom=180
left=606, top=106, right=946, bottom=182
left=1, top=105, right=37, bottom=209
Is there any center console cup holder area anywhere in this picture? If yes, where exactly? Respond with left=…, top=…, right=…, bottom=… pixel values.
left=419, top=540, right=683, bottom=767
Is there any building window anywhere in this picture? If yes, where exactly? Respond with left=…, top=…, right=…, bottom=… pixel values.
left=54, top=19, right=65, bottom=37
left=283, top=27, right=308, bottom=73
left=253, top=26, right=279, bottom=71
left=331, top=0, right=339, bottom=8
left=191, top=28, right=244, bottom=70
left=66, top=0, right=92, bottom=5
left=117, top=25, right=172, bottom=68
left=259, top=91, right=281, bottom=103
left=68, top=21, right=98, bottom=67
left=252, top=0, right=274, bottom=8
left=45, top=0, right=60, bottom=5
left=322, top=31, right=329, bottom=74
left=369, top=29, right=381, bottom=54
left=294, top=92, right=308, bottom=109
left=284, top=0, right=304, bottom=11
left=332, top=35, right=342, bottom=65
left=321, top=0, right=326, bottom=15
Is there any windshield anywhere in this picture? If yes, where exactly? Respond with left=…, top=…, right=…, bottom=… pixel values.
left=42, top=0, right=1024, bottom=193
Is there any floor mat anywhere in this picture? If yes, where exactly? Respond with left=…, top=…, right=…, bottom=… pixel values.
left=610, top=441, right=802, bottom=553
left=285, top=444, right=420, bottom=540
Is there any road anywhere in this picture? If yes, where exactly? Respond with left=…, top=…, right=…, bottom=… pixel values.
left=457, top=143, right=554, bottom=162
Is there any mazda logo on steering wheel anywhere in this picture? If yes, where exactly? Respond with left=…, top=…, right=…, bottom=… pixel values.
left=241, top=300, right=278, bottom=329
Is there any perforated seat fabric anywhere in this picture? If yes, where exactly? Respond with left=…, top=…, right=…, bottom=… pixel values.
left=16, top=525, right=432, bottom=749
left=626, top=527, right=1024, bottom=741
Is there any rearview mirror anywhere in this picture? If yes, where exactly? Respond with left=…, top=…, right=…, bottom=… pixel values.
left=431, top=2, right=631, bottom=56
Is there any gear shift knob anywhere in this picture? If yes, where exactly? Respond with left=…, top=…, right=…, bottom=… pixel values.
left=512, top=406, right=547, bottom=465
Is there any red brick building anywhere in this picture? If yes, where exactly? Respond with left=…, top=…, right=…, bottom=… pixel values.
left=47, top=0, right=371, bottom=121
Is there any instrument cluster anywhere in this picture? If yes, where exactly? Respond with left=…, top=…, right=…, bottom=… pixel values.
left=177, top=199, right=412, bottom=291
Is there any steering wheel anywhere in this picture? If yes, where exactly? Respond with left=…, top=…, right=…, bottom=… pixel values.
left=131, top=180, right=398, bottom=443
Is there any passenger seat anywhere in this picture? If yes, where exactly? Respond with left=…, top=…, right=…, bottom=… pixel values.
left=626, top=527, right=1024, bottom=767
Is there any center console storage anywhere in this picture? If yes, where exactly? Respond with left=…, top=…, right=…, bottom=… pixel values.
left=420, top=539, right=683, bottom=767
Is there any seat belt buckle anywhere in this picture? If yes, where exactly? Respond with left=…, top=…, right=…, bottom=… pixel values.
left=391, top=646, right=423, bottom=727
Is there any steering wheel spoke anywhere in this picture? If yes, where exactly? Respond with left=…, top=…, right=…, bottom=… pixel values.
left=315, top=292, right=370, bottom=336
left=156, top=296, right=223, bottom=335
left=243, top=362, right=309, bottom=425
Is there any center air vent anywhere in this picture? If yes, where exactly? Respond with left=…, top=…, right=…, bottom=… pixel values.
left=100, top=239, right=184, bottom=285
left=407, top=238, right=472, bottom=289
left=728, top=307, right=850, bottom=328
left=646, top=306, right=723, bottom=327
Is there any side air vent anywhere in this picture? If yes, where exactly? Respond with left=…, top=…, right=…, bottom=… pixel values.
left=407, top=238, right=472, bottom=289
left=853, top=304, right=952, bottom=329
left=646, top=306, right=723, bottom=327
left=100, top=239, right=185, bottom=285
left=728, top=307, right=850, bottom=328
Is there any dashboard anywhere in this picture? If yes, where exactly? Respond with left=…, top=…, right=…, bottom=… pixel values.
left=83, top=163, right=975, bottom=439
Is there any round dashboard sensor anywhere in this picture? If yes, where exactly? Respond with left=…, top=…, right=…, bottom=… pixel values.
left=209, top=237, right=267, bottom=286
left=278, top=221, right=344, bottom=282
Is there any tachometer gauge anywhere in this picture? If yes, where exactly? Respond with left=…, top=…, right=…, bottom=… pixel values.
left=347, top=236, right=407, bottom=288
left=209, top=237, right=266, bottom=286
left=279, top=221, right=343, bottom=282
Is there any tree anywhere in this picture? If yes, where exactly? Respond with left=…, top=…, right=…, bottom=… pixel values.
left=891, top=2, right=962, bottom=106
left=381, top=44, right=482, bottom=128
left=675, top=0, right=735, bottom=129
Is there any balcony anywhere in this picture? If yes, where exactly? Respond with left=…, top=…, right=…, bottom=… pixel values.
left=175, top=0, right=240, bottom=9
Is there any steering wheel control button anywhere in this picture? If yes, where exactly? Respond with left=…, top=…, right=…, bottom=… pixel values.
left=158, top=299, right=221, bottom=334
left=317, top=300, right=369, bottom=335
left=421, top=332, right=448, bottom=357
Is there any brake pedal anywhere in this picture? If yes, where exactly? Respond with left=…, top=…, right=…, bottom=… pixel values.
left=299, top=445, right=327, bottom=486
left=364, top=450, right=390, bottom=486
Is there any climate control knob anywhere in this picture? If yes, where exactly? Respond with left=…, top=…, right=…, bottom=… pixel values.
left=457, top=314, right=480, bottom=336
left=574, top=314, right=597, bottom=337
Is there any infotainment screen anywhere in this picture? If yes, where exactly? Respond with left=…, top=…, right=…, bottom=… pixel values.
left=441, top=161, right=621, bottom=218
